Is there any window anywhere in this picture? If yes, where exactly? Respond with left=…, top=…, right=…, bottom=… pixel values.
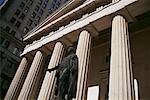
left=24, top=6, right=29, bottom=13
left=39, top=9, right=43, bottom=15
left=53, top=0, right=57, bottom=3
left=42, top=3, right=47, bottom=8
left=34, top=5, right=40, bottom=12
left=5, top=26, right=11, bottom=32
left=19, top=2, right=25, bottom=9
left=0, top=37, right=5, bottom=45
left=52, top=2, right=55, bottom=8
left=28, top=0, right=33, bottom=6
left=28, top=19, right=33, bottom=26
left=10, top=30, right=16, bottom=36
left=14, top=9, right=21, bottom=16
left=7, top=61, right=13, bottom=68
left=1, top=80, right=10, bottom=92
left=45, top=0, right=49, bottom=3
left=33, top=23, right=37, bottom=27
left=55, top=5, right=58, bottom=9
left=3, top=40, right=10, bottom=48
left=57, top=1, right=60, bottom=6
left=31, top=12, right=36, bottom=18
left=48, top=9, right=52, bottom=14
left=10, top=17, right=16, bottom=24
left=19, top=13, right=25, bottom=20
left=24, top=27, right=29, bottom=33
left=38, top=0, right=42, bottom=5
left=13, top=47, right=19, bottom=55
left=15, top=21, right=21, bottom=28
left=35, top=16, right=40, bottom=22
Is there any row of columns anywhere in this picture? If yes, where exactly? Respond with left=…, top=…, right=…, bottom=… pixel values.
left=5, top=14, right=135, bottom=100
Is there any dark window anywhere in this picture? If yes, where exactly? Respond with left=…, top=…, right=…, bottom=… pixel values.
left=55, top=5, right=58, bottom=9
left=14, top=9, right=21, bottom=16
left=57, top=1, right=60, bottom=6
left=45, top=0, right=49, bottom=3
left=46, top=14, right=49, bottom=17
left=15, top=21, right=21, bottom=28
left=48, top=9, right=52, bottom=14
left=19, top=13, right=25, bottom=20
left=24, top=27, right=29, bottom=33
left=7, top=61, right=13, bottom=68
left=31, top=12, right=36, bottom=18
left=52, top=2, right=55, bottom=8
left=13, top=47, right=19, bottom=55
left=35, top=16, right=40, bottom=22
left=10, top=30, right=16, bottom=36
left=3, top=40, right=10, bottom=48
left=28, top=0, right=33, bottom=6
left=34, top=5, right=40, bottom=12
left=28, top=19, right=33, bottom=26
left=0, top=37, right=5, bottom=45
left=5, top=26, right=11, bottom=32
left=53, top=0, right=57, bottom=3
left=24, top=6, right=29, bottom=13
left=33, top=23, right=37, bottom=27
left=39, top=9, right=43, bottom=15
left=10, top=17, right=16, bottom=24
left=38, top=0, right=42, bottom=5
left=19, top=2, right=25, bottom=9
left=42, top=3, right=47, bottom=8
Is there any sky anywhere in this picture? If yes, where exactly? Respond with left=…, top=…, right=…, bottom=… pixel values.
left=0, top=0, right=5, bottom=6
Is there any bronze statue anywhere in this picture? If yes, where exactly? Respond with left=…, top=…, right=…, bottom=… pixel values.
left=47, top=47, right=78, bottom=100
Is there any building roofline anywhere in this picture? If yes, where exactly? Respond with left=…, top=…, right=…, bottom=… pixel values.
left=24, top=0, right=85, bottom=40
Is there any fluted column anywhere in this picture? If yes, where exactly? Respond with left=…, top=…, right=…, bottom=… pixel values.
left=4, top=57, right=29, bottom=100
left=18, top=51, right=45, bottom=100
left=108, top=15, right=135, bottom=100
left=37, top=42, right=64, bottom=100
left=75, top=30, right=91, bottom=100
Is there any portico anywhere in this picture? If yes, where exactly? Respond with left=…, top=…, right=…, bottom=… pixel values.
left=5, top=0, right=150, bottom=99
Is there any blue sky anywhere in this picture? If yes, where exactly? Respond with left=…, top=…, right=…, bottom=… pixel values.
left=0, top=0, right=5, bottom=6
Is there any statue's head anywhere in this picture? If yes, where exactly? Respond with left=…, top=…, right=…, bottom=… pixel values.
left=66, top=47, right=75, bottom=55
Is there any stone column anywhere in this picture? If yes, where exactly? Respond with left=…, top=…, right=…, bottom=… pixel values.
left=37, top=42, right=64, bottom=100
left=108, top=15, right=135, bottom=100
left=75, top=30, right=91, bottom=100
left=18, top=51, right=45, bottom=100
left=4, top=57, right=29, bottom=100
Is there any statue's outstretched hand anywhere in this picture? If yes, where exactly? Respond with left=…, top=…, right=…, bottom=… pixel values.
left=46, top=68, right=54, bottom=72
left=46, top=65, right=59, bottom=73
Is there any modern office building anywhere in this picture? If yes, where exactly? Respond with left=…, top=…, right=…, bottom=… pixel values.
left=5, top=0, right=150, bottom=99
left=0, top=0, right=69, bottom=99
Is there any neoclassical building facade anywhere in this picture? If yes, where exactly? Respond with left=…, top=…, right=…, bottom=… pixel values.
left=5, top=0, right=150, bottom=100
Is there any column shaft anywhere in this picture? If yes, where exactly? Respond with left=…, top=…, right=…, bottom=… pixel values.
left=18, top=51, right=45, bottom=100
left=75, top=30, right=91, bottom=100
left=4, top=57, right=29, bottom=100
left=108, top=15, right=134, bottom=100
left=37, top=42, right=64, bottom=100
